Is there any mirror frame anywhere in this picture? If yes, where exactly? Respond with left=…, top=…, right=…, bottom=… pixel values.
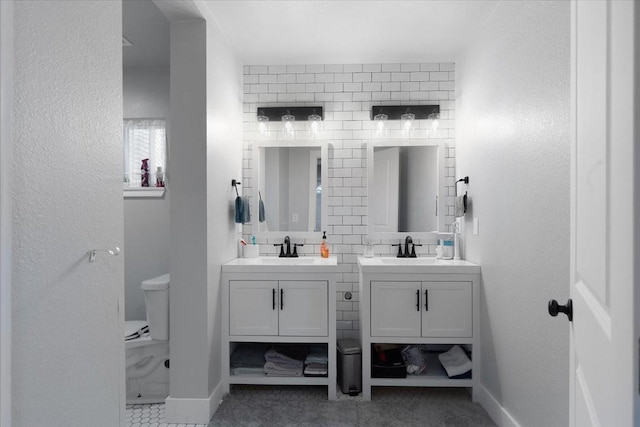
left=366, top=139, right=449, bottom=240
left=252, top=140, right=329, bottom=239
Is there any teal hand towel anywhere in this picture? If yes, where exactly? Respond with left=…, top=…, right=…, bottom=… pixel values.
left=242, top=196, right=251, bottom=224
left=259, top=192, right=265, bottom=223
left=234, top=196, right=243, bottom=223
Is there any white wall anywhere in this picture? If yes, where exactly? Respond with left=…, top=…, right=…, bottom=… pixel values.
left=12, top=1, right=124, bottom=425
left=456, top=2, right=570, bottom=426
left=242, top=63, right=456, bottom=338
left=123, top=67, right=171, bottom=321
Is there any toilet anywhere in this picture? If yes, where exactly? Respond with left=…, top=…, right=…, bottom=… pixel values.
left=126, top=273, right=170, bottom=404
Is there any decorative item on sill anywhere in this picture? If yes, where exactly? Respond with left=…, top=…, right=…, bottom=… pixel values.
left=141, top=158, right=150, bottom=187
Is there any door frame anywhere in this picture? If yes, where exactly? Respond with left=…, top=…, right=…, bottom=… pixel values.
left=0, top=1, right=13, bottom=426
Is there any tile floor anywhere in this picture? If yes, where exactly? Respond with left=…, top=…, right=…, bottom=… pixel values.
left=126, top=386, right=495, bottom=427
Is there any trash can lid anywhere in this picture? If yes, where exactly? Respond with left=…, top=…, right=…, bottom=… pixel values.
left=337, top=338, right=361, bottom=354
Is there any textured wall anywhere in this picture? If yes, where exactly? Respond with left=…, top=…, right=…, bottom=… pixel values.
left=123, top=67, right=171, bottom=321
left=456, top=1, right=570, bottom=426
left=12, top=1, right=123, bottom=425
left=242, top=63, right=456, bottom=339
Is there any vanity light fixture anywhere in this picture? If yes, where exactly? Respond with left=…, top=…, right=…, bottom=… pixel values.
left=371, top=105, right=440, bottom=137
left=282, top=113, right=295, bottom=138
left=257, top=110, right=269, bottom=137
left=373, top=113, right=389, bottom=138
left=256, top=106, right=324, bottom=139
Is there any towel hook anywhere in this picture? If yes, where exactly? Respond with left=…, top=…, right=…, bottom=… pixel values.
left=231, top=179, right=241, bottom=197
left=88, top=247, right=121, bottom=263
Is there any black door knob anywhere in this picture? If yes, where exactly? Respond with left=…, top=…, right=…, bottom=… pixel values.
left=548, top=299, right=573, bottom=322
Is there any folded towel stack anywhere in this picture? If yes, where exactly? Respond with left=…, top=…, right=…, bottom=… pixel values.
left=230, top=343, right=270, bottom=376
left=304, top=345, right=328, bottom=377
left=264, top=346, right=309, bottom=377
left=438, top=345, right=472, bottom=378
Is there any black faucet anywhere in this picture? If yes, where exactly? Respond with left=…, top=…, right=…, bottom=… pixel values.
left=274, top=236, right=295, bottom=257
left=404, top=236, right=413, bottom=258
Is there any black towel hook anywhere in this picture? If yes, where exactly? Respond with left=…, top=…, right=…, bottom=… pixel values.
left=231, top=179, right=241, bottom=197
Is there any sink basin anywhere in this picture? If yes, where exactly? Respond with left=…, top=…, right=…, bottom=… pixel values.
left=222, top=256, right=338, bottom=273
left=357, top=256, right=479, bottom=273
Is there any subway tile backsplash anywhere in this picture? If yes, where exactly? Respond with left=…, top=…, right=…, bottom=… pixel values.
left=242, top=63, right=455, bottom=339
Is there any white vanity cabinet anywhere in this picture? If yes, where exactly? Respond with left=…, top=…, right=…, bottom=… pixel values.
left=221, top=257, right=337, bottom=399
left=229, top=280, right=328, bottom=337
left=358, top=257, right=480, bottom=401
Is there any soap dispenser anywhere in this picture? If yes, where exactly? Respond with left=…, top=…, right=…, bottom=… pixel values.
left=320, top=231, right=330, bottom=258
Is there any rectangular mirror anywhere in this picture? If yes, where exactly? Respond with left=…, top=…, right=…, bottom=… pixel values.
left=253, top=141, right=328, bottom=238
left=367, top=140, right=447, bottom=239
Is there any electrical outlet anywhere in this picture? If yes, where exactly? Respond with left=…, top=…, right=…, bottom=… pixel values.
left=292, top=213, right=298, bottom=222
left=473, top=217, right=479, bottom=236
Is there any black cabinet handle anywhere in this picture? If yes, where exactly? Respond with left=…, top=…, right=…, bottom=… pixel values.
left=280, top=289, right=284, bottom=310
left=272, top=288, right=276, bottom=310
left=416, top=290, right=420, bottom=311
left=548, top=299, right=572, bottom=322
left=425, top=289, right=429, bottom=311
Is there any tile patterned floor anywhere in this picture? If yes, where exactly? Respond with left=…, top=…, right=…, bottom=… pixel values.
left=126, top=386, right=495, bottom=427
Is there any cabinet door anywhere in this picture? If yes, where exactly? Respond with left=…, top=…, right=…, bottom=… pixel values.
left=278, top=281, right=328, bottom=336
left=371, top=281, right=421, bottom=337
left=422, top=282, right=472, bottom=338
left=229, top=281, right=278, bottom=336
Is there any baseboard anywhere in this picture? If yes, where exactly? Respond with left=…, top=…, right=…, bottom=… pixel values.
left=164, top=381, right=224, bottom=424
left=476, top=384, right=522, bottom=427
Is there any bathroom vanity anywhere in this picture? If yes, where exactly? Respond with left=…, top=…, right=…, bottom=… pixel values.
left=357, top=257, right=480, bottom=400
left=221, top=256, right=338, bottom=399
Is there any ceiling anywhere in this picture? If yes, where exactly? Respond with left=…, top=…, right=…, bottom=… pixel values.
left=202, top=0, right=499, bottom=64
left=123, top=0, right=499, bottom=68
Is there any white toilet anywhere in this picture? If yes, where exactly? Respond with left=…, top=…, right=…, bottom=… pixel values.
left=126, top=273, right=170, bottom=404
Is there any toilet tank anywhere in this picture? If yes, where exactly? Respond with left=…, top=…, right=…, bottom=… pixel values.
left=141, top=274, right=170, bottom=341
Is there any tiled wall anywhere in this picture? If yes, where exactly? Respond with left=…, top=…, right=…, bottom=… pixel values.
left=242, top=63, right=456, bottom=339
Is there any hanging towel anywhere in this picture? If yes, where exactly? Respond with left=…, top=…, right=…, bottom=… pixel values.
left=438, top=345, right=472, bottom=378
left=259, top=192, right=265, bottom=223
left=242, top=197, right=251, bottom=224
left=234, top=195, right=244, bottom=223
left=455, top=193, right=467, bottom=218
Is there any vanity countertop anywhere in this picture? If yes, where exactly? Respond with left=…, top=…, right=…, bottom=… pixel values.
left=357, top=256, right=480, bottom=274
left=222, top=256, right=338, bottom=273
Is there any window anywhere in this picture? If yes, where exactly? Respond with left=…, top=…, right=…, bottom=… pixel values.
left=123, top=119, right=166, bottom=189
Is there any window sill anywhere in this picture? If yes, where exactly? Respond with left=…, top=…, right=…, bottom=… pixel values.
left=123, top=187, right=166, bottom=198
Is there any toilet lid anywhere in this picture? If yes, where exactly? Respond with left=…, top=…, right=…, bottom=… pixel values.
left=141, top=273, right=170, bottom=291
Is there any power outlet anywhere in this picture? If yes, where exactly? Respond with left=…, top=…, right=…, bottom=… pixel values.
left=473, top=217, right=479, bottom=236
left=292, top=213, right=298, bottom=222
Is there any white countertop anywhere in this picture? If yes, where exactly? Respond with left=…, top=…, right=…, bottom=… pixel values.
left=357, top=256, right=480, bottom=274
left=222, top=256, right=338, bottom=273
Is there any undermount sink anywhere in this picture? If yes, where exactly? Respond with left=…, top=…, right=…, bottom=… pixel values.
left=222, top=256, right=338, bottom=273
left=357, top=256, right=479, bottom=273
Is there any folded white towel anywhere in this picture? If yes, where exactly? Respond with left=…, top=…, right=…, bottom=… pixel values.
left=438, top=345, right=472, bottom=377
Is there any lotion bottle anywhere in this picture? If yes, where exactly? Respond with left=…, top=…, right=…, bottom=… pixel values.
left=320, top=231, right=329, bottom=258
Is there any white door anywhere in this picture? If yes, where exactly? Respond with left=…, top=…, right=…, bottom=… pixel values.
left=372, top=146, right=399, bottom=233
left=278, top=281, right=328, bottom=336
left=421, top=282, right=472, bottom=338
left=370, top=281, right=421, bottom=337
left=229, top=281, right=278, bottom=336
left=565, top=1, right=638, bottom=425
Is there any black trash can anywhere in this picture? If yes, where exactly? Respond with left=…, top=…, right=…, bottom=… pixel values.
left=337, top=338, right=361, bottom=395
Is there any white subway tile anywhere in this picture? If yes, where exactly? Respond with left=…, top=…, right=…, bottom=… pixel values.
left=372, top=92, right=391, bottom=101
left=258, top=93, right=277, bottom=102
left=410, top=72, right=429, bottom=81
left=353, top=92, right=372, bottom=102
left=244, top=93, right=259, bottom=103
left=343, top=216, right=362, bottom=225
left=344, top=64, right=362, bottom=72
left=315, top=92, right=334, bottom=102
left=439, top=81, right=455, bottom=91
left=286, top=83, right=305, bottom=92
left=430, top=71, right=449, bottom=81
left=325, top=64, right=344, bottom=73
left=244, top=74, right=259, bottom=84
left=401, top=63, right=419, bottom=72
left=391, top=72, right=410, bottom=82
left=353, top=110, right=370, bottom=120
left=409, top=91, right=429, bottom=101
left=372, top=72, right=391, bottom=82
left=429, top=91, right=449, bottom=100
left=420, top=81, right=439, bottom=91
left=250, top=84, right=268, bottom=93
left=334, top=73, right=353, bottom=83
left=306, top=64, right=324, bottom=73
left=268, top=83, right=287, bottom=93
left=287, top=64, right=306, bottom=73
left=306, top=83, right=324, bottom=92
left=277, top=74, right=296, bottom=84
left=401, top=81, right=419, bottom=91
left=353, top=72, right=372, bottom=82
left=381, top=82, right=401, bottom=92
left=268, top=65, right=286, bottom=74
left=297, top=73, right=315, bottom=83
left=440, top=62, right=455, bottom=71
left=296, top=93, right=315, bottom=102
left=420, top=63, right=439, bottom=71
left=343, top=121, right=362, bottom=130
left=362, top=82, right=382, bottom=91
left=391, top=91, right=411, bottom=101
left=362, top=63, right=381, bottom=72
left=333, top=187, right=352, bottom=197
left=343, top=82, right=362, bottom=92
left=243, top=65, right=250, bottom=74
left=259, top=74, right=277, bottom=84
left=250, top=65, right=267, bottom=74
left=382, top=63, right=401, bottom=72
left=277, top=93, right=297, bottom=102
left=325, top=83, right=344, bottom=92
left=334, top=92, right=353, bottom=102
left=342, top=101, right=362, bottom=111
left=316, top=73, right=334, bottom=83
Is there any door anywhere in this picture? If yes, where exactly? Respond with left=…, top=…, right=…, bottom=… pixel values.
left=421, top=282, right=472, bottom=338
left=372, top=146, right=399, bottom=233
left=229, top=281, right=278, bottom=336
left=278, top=281, right=328, bottom=336
left=568, top=1, right=637, bottom=425
left=371, top=281, right=421, bottom=337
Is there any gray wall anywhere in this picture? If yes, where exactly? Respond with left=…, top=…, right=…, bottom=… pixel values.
left=123, top=67, right=170, bottom=321
left=456, top=1, right=570, bottom=425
